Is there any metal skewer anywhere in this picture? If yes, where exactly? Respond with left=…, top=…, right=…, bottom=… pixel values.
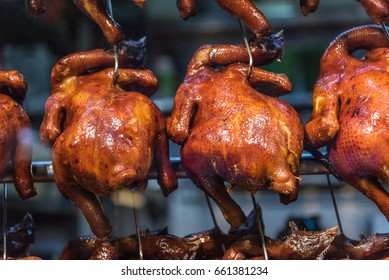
left=106, top=0, right=120, bottom=85
left=131, top=189, right=143, bottom=260
left=2, top=183, right=7, bottom=260
left=381, top=23, right=389, bottom=40
left=326, top=174, right=344, bottom=235
left=204, top=194, right=218, bottom=228
left=204, top=194, right=226, bottom=253
left=250, top=194, right=269, bottom=260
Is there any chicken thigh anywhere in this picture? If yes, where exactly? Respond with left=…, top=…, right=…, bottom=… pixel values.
left=167, top=36, right=303, bottom=230
left=0, top=70, right=36, bottom=200
left=40, top=39, right=177, bottom=238
left=304, top=25, right=389, bottom=221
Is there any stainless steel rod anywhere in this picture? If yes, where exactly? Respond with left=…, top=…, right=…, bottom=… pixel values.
left=2, top=183, right=7, bottom=260
left=0, top=153, right=330, bottom=183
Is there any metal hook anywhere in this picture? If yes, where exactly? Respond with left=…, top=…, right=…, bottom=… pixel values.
left=131, top=189, right=143, bottom=260
left=238, top=20, right=253, bottom=79
left=2, top=183, right=7, bottom=260
left=106, top=0, right=119, bottom=85
left=204, top=194, right=226, bottom=253
left=250, top=194, right=269, bottom=260
left=381, top=23, right=389, bottom=40
left=326, top=174, right=344, bottom=235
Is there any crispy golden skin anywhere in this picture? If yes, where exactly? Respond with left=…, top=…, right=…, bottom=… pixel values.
left=357, top=0, right=389, bottom=24
left=167, top=40, right=303, bottom=231
left=177, top=0, right=272, bottom=38
left=40, top=42, right=177, bottom=238
left=305, top=25, right=389, bottom=221
left=0, top=70, right=36, bottom=200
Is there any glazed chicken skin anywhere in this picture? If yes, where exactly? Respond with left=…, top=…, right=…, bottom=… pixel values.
left=40, top=40, right=177, bottom=239
left=0, top=70, right=36, bottom=200
left=357, top=0, right=389, bottom=24
left=177, top=0, right=273, bottom=38
left=222, top=222, right=338, bottom=260
left=304, top=25, right=389, bottom=221
left=26, top=0, right=145, bottom=45
left=300, top=0, right=320, bottom=16
left=167, top=38, right=303, bottom=231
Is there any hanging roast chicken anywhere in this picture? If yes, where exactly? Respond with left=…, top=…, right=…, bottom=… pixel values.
left=167, top=35, right=304, bottom=231
left=304, top=25, right=389, bottom=221
left=0, top=70, right=36, bottom=200
left=357, top=0, right=389, bottom=24
left=25, top=0, right=145, bottom=45
left=177, top=0, right=273, bottom=39
left=40, top=39, right=178, bottom=239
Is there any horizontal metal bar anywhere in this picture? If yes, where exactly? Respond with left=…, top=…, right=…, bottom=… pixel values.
left=0, top=153, right=329, bottom=183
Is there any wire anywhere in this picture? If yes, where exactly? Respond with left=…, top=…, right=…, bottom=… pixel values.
left=238, top=20, right=253, bottom=79
left=251, top=194, right=269, bottom=260
left=2, top=183, right=7, bottom=260
left=106, top=0, right=119, bottom=85
left=326, top=174, right=344, bottom=235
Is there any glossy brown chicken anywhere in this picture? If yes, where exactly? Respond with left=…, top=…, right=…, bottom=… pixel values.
left=357, top=0, right=389, bottom=24
left=0, top=70, right=36, bottom=200
left=26, top=0, right=145, bottom=45
left=59, top=230, right=200, bottom=260
left=300, top=0, right=320, bottom=16
left=304, top=25, right=389, bottom=221
left=73, top=0, right=146, bottom=45
left=40, top=39, right=178, bottom=239
left=222, top=222, right=338, bottom=260
left=25, top=0, right=45, bottom=17
left=167, top=36, right=304, bottom=231
left=325, top=233, right=389, bottom=260
left=177, top=0, right=273, bottom=38
left=0, top=213, right=35, bottom=258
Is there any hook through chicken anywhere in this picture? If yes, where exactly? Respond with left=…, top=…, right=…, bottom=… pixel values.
left=106, top=0, right=119, bottom=85
left=238, top=20, right=253, bottom=79
left=105, top=0, right=143, bottom=260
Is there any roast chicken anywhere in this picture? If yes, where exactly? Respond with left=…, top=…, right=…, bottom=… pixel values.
left=0, top=70, right=36, bottom=200
left=167, top=35, right=304, bottom=231
left=0, top=213, right=35, bottom=259
left=25, top=0, right=45, bottom=17
left=26, top=0, right=145, bottom=45
left=222, top=222, right=338, bottom=260
left=300, top=0, right=320, bottom=16
left=177, top=0, right=273, bottom=38
left=304, top=25, right=389, bottom=221
left=59, top=229, right=200, bottom=260
left=40, top=39, right=178, bottom=239
left=325, top=233, right=389, bottom=260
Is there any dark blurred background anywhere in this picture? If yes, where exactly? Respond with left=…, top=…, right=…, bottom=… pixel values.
left=1, top=0, right=388, bottom=259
